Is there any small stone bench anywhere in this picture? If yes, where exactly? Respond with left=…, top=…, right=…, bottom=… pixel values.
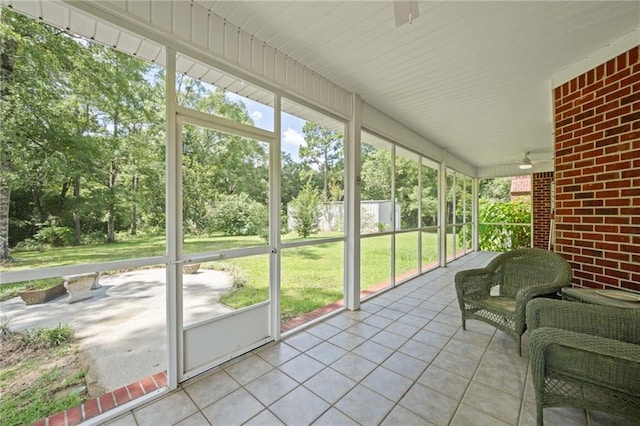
left=63, top=272, right=100, bottom=304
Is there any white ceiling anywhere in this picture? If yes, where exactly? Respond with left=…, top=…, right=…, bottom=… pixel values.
left=193, top=0, right=639, bottom=171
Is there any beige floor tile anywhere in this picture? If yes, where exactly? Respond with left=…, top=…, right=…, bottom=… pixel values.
left=306, top=322, right=342, bottom=340
left=418, top=365, right=470, bottom=400
left=284, top=331, right=324, bottom=352
left=183, top=369, right=240, bottom=408
left=335, top=385, right=395, bottom=425
left=172, top=412, right=210, bottom=426
left=306, top=341, right=348, bottom=365
left=304, top=367, right=356, bottom=404
left=223, top=354, right=273, bottom=385
left=330, top=352, right=377, bottom=382
left=385, top=320, right=421, bottom=337
left=462, top=381, right=521, bottom=424
left=104, top=413, right=137, bottom=426
left=269, top=386, right=330, bottom=425
left=399, top=383, right=458, bottom=426
left=381, top=405, right=436, bottom=426
left=201, top=388, right=263, bottom=425
left=244, top=409, right=284, bottom=426
left=431, top=350, right=480, bottom=378
left=412, top=328, right=451, bottom=348
left=133, top=390, right=198, bottom=426
left=312, top=408, right=359, bottom=426
left=424, top=319, right=460, bottom=337
left=255, top=342, right=301, bottom=367
left=398, top=339, right=441, bottom=363
left=361, top=366, right=413, bottom=401
left=382, top=351, right=429, bottom=380
left=328, top=330, right=367, bottom=350
left=244, top=369, right=297, bottom=406
left=351, top=340, right=394, bottom=364
left=370, top=329, right=409, bottom=349
left=345, top=322, right=381, bottom=339
left=397, top=313, right=431, bottom=328
left=279, top=353, right=325, bottom=383
left=451, top=403, right=511, bottom=426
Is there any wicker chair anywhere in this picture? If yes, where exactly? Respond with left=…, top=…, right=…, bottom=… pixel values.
left=526, top=298, right=640, bottom=425
left=455, top=248, right=572, bottom=355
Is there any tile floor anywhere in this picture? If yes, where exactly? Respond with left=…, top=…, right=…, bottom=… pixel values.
left=105, top=252, right=637, bottom=426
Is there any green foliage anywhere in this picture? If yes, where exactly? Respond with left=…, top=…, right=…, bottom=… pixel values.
left=33, top=226, right=76, bottom=247
left=19, top=323, right=75, bottom=349
left=289, top=183, right=321, bottom=238
left=299, top=122, right=343, bottom=201
left=479, top=177, right=512, bottom=202
left=478, top=199, right=531, bottom=251
left=209, top=193, right=267, bottom=236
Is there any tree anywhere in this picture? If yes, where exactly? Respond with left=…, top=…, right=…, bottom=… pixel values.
left=299, top=122, right=343, bottom=201
left=360, top=147, right=391, bottom=201
left=0, top=10, right=90, bottom=257
left=289, top=183, right=320, bottom=238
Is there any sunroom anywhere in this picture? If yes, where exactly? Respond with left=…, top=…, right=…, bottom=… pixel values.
left=0, top=1, right=638, bottom=425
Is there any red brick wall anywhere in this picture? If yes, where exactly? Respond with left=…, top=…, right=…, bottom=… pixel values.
left=532, top=172, right=554, bottom=249
left=554, top=45, right=640, bottom=291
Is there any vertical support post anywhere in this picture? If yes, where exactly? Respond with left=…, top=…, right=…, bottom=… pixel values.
left=165, top=48, right=179, bottom=389
left=472, top=177, right=480, bottom=252
left=345, top=94, right=361, bottom=311
left=439, top=152, right=448, bottom=267
left=418, top=157, right=423, bottom=273
left=270, top=95, right=282, bottom=339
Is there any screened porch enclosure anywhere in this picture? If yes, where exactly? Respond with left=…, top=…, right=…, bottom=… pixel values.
left=1, top=1, right=637, bottom=425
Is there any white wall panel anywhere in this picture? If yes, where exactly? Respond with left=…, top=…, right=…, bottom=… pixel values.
left=251, top=39, right=264, bottom=76
left=118, top=31, right=142, bottom=55
left=40, top=1, right=69, bottom=29
left=183, top=304, right=270, bottom=373
left=295, top=63, right=305, bottom=93
left=191, top=5, right=209, bottom=49
left=172, top=0, right=191, bottom=41
left=208, top=13, right=225, bottom=56
left=95, top=21, right=119, bottom=46
left=11, top=0, right=40, bottom=19
left=275, top=51, right=287, bottom=86
left=127, top=0, right=150, bottom=23
left=223, top=24, right=239, bottom=63
left=137, top=41, right=162, bottom=63
left=264, top=45, right=276, bottom=81
left=238, top=32, right=253, bottom=70
left=150, top=1, right=172, bottom=32
left=286, top=57, right=296, bottom=89
left=70, top=10, right=94, bottom=36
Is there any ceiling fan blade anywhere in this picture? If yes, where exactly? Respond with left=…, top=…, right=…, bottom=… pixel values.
left=393, top=0, right=419, bottom=27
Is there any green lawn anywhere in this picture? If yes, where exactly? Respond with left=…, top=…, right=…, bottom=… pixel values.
left=2, top=232, right=441, bottom=321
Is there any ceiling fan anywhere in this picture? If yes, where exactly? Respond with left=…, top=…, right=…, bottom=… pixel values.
left=393, top=0, right=420, bottom=27
left=519, top=152, right=533, bottom=170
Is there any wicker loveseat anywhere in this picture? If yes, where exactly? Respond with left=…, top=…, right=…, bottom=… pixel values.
left=455, top=248, right=572, bottom=355
left=527, top=298, right=640, bottom=425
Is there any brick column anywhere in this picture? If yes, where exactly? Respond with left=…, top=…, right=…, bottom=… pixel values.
left=532, top=172, right=554, bottom=249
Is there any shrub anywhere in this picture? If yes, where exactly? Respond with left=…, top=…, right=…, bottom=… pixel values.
left=209, top=193, right=268, bottom=236
left=477, top=199, right=531, bottom=251
left=33, top=226, right=76, bottom=247
left=289, top=183, right=321, bottom=238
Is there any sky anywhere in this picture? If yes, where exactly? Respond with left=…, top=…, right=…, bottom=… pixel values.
left=226, top=93, right=307, bottom=163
